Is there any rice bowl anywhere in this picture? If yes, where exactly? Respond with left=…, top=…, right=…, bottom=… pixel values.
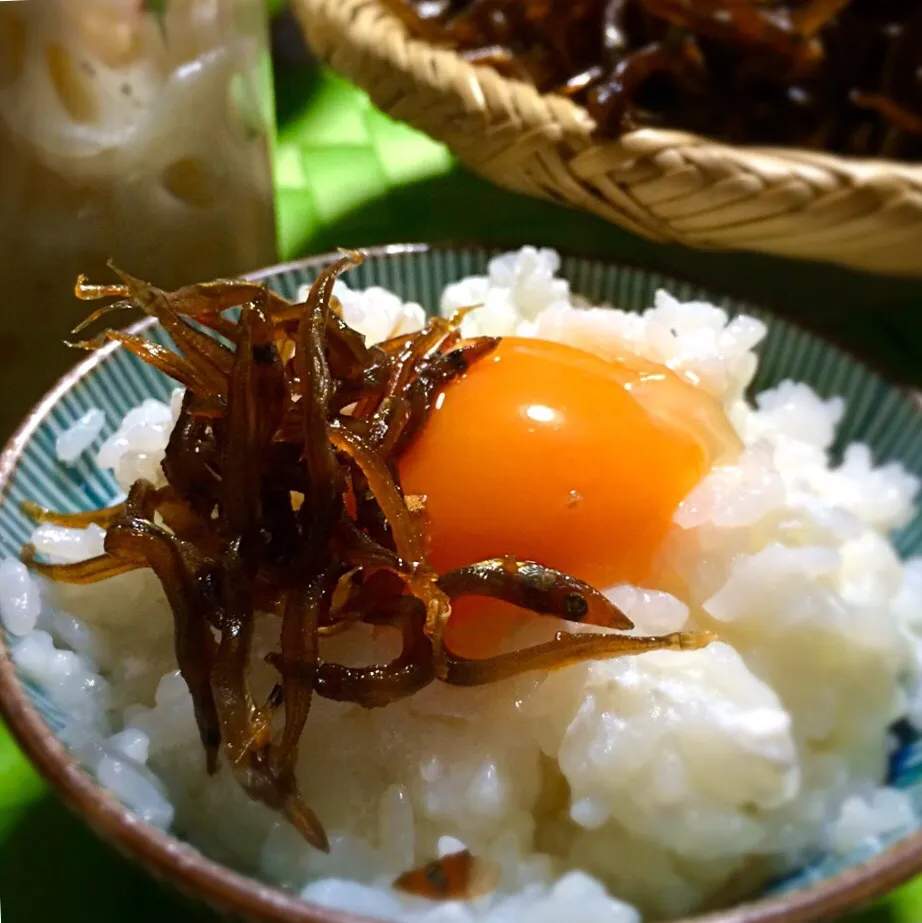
left=2, top=246, right=922, bottom=923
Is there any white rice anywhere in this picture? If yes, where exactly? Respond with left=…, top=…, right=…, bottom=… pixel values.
left=95, top=394, right=184, bottom=494
left=0, top=558, right=42, bottom=637
left=4, top=247, right=922, bottom=922
left=55, top=408, right=107, bottom=464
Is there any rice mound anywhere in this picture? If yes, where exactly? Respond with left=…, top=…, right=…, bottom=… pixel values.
left=3, top=248, right=922, bottom=923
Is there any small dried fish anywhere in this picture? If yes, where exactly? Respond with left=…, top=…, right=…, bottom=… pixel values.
left=24, top=255, right=714, bottom=859
left=393, top=850, right=501, bottom=900
left=382, top=0, right=922, bottom=160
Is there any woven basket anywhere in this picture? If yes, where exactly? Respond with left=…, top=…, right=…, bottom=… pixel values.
left=292, top=0, right=922, bottom=277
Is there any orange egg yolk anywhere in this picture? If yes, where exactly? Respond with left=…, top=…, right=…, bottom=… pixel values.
left=398, top=337, right=735, bottom=654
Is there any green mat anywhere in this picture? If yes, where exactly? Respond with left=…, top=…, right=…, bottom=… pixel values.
left=2, top=15, right=922, bottom=921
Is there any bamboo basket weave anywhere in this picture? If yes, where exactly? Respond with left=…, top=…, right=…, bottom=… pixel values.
left=293, top=0, right=922, bottom=277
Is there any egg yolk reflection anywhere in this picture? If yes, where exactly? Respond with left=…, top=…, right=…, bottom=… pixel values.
left=398, top=337, right=737, bottom=653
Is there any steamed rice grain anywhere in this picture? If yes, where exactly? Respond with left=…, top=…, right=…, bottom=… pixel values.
left=55, top=408, right=107, bottom=464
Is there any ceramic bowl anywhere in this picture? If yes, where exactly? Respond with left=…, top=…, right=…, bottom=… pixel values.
left=2, top=245, right=922, bottom=923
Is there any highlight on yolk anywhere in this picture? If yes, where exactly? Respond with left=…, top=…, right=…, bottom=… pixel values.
left=398, top=337, right=738, bottom=655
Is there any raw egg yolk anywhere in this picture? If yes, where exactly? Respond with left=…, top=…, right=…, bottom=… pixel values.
left=398, top=337, right=736, bottom=653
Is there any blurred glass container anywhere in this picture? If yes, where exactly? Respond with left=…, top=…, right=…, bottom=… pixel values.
left=0, top=0, right=277, bottom=435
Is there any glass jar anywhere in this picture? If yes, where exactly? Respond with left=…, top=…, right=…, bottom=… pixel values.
left=0, top=0, right=277, bottom=435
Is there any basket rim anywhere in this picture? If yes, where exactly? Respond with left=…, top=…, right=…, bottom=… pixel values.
left=404, top=0, right=922, bottom=180
left=299, top=0, right=922, bottom=180
left=1, top=241, right=921, bottom=923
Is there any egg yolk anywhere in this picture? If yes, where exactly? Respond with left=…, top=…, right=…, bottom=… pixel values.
left=398, top=337, right=736, bottom=653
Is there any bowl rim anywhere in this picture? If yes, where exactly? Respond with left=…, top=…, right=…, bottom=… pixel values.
left=1, top=242, right=921, bottom=923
